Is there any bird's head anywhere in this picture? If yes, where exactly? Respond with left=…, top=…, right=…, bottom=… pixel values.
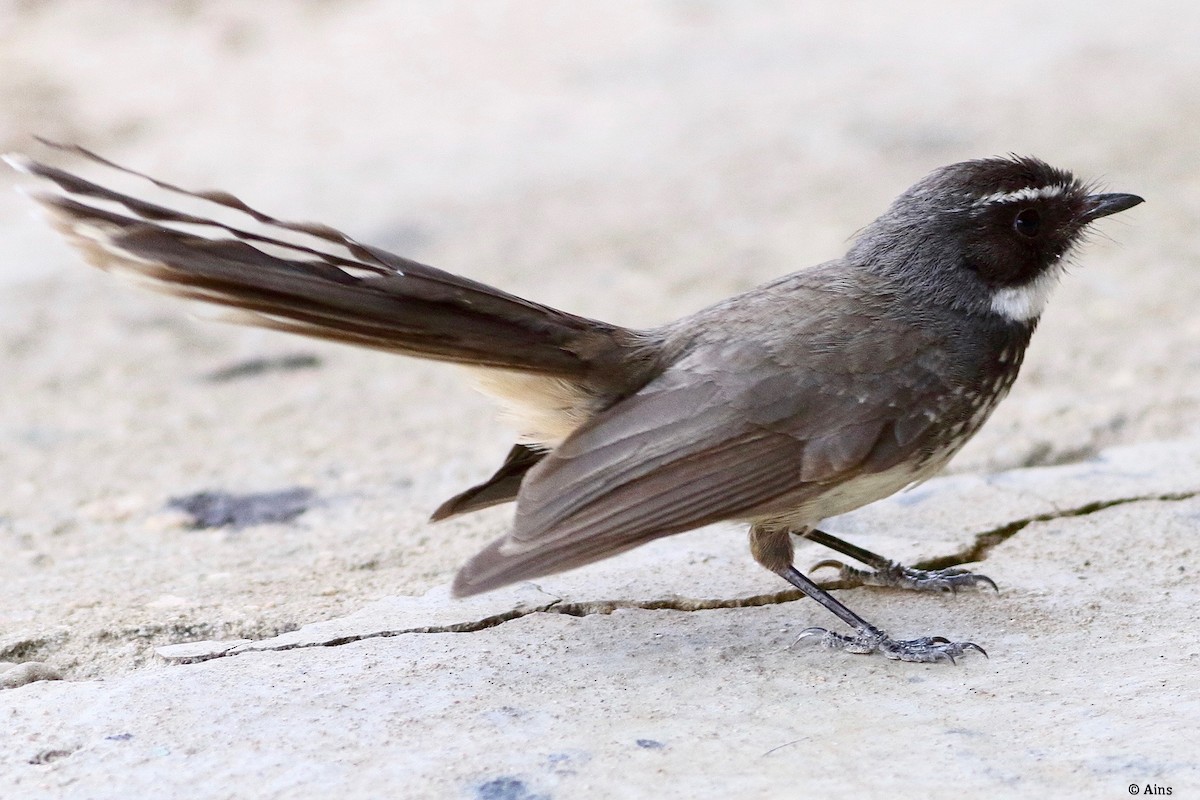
left=853, top=156, right=1143, bottom=324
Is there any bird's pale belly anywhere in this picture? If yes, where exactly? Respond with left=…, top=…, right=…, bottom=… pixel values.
left=750, top=371, right=1018, bottom=532
left=750, top=456, right=945, bottom=532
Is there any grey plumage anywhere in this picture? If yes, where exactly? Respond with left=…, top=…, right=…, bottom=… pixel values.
left=457, top=266, right=1006, bottom=595
left=8, top=144, right=1142, bottom=661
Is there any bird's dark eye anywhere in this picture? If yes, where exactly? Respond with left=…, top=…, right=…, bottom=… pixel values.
left=1013, top=208, right=1041, bottom=237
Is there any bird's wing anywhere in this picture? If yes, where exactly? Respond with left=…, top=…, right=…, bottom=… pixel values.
left=453, top=316, right=953, bottom=595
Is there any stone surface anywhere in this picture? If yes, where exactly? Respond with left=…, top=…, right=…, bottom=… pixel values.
left=0, top=662, right=62, bottom=690
left=4, top=440, right=1198, bottom=798
left=148, top=437, right=1200, bottom=666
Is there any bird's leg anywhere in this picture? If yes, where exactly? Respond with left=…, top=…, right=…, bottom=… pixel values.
left=749, top=525, right=986, bottom=663
left=804, top=528, right=998, bottom=594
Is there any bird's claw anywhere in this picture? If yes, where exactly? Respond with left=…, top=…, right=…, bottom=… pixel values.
left=794, top=625, right=988, bottom=663
left=811, top=559, right=998, bottom=594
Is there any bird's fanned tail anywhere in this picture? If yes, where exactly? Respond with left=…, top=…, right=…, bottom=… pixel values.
left=5, top=140, right=634, bottom=379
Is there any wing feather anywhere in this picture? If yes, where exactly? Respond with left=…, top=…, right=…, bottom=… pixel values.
left=450, top=323, right=957, bottom=596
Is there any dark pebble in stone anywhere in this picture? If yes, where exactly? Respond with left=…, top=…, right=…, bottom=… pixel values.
left=475, top=777, right=548, bottom=800
left=204, top=353, right=321, bottom=382
left=167, top=488, right=314, bottom=529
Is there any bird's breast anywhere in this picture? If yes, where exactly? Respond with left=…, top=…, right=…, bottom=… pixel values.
left=919, top=338, right=1026, bottom=467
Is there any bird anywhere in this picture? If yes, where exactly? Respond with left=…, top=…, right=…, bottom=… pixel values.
left=5, top=141, right=1143, bottom=662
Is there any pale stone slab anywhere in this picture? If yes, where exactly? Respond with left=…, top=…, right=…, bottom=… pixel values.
left=146, top=438, right=1200, bottom=665
left=2, top=482, right=1197, bottom=798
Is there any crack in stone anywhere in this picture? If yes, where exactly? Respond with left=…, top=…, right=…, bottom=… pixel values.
left=912, top=489, right=1199, bottom=572
left=168, top=488, right=1199, bottom=662
left=402, top=489, right=1200, bottom=633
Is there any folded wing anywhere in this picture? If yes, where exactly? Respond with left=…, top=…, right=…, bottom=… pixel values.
left=453, top=323, right=951, bottom=595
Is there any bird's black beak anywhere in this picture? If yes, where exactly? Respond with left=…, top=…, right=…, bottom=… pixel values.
left=1081, top=192, right=1144, bottom=222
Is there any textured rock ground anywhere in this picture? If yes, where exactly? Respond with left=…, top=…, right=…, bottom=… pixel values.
left=3, top=440, right=1200, bottom=798
left=1, top=2, right=1198, bottom=797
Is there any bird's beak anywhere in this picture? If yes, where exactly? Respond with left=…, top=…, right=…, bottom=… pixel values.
left=1081, top=192, right=1144, bottom=222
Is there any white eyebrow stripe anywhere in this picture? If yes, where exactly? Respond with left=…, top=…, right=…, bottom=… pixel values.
left=974, top=184, right=1070, bottom=206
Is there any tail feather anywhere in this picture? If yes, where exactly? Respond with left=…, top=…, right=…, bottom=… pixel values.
left=7, top=141, right=633, bottom=378
left=430, top=443, right=546, bottom=521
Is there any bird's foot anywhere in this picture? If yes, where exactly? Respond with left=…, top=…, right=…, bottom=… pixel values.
left=812, top=559, right=998, bottom=594
left=794, top=625, right=987, bottom=663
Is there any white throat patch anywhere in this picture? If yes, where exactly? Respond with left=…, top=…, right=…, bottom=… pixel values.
left=989, top=263, right=1064, bottom=322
